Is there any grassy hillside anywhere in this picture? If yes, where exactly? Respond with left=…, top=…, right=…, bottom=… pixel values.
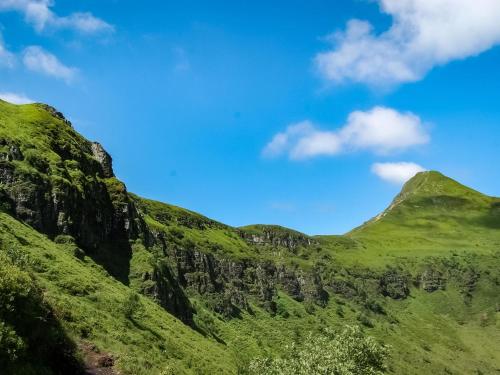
left=2, top=209, right=498, bottom=374
left=0, top=100, right=499, bottom=374
left=129, top=174, right=500, bottom=374
left=330, top=171, right=500, bottom=266
left=0, top=212, right=236, bottom=374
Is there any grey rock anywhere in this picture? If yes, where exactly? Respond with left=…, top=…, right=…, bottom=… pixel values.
left=91, top=142, right=114, bottom=178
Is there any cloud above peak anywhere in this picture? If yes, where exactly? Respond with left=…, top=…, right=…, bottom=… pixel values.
left=263, top=107, right=429, bottom=160
left=0, top=0, right=113, bottom=34
left=315, top=0, right=500, bottom=86
left=372, top=162, right=426, bottom=184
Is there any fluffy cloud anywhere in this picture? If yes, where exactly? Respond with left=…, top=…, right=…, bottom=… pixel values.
left=263, top=107, right=428, bottom=160
left=0, top=0, right=113, bottom=34
left=23, top=46, right=77, bottom=82
left=0, top=92, right=35, bottom=104
left=315, top=0, right=500, bottom=86
left=341, top=107, right=429, bottom=153
left=371, top=162, right=426, bottom=184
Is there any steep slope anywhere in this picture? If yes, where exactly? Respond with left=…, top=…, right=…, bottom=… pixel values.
left=0, top=100, right=499, bottom=375
left=0, top=212, right=237, bottom=374
left=0, top=100, right=193, bottom=323
left=341, top=171, right=500, bottom=264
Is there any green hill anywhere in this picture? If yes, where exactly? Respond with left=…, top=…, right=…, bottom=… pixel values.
left=343, top=171, right=500, bottom=264
left=0, top=100, right=499, bottom=374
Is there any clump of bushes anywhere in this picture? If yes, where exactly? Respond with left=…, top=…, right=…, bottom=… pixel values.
left=123, top=291, right=143, bottom=320
left=249, top=325, right=389, bottom=375
left=0, top=252, right=81, bottom=373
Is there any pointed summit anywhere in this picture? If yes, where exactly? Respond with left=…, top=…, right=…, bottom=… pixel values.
left=349, top=171, right=500, bottom=247
left=398, top=171, right=483, bottom=199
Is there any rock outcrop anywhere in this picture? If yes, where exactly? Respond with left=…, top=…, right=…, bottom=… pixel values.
left=239, top=225, right=317, bottom=252
left=136, top=227, right=329, bottom=318
left=91, top=142, right=114, bottom=178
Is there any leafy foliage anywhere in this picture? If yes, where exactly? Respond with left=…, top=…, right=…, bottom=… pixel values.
left=249, top=326, right=389, bottom=375
left=0, top=252, right=81, bottom=374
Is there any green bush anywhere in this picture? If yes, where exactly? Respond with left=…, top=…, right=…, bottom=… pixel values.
left=24, top=148, right=50, bottom=173
left=0, top=321, right=25, bottom=363
left=0, top=253, right=81, bottom=373
left=249, top=325, right=389, bottom=375
left=124, top=291, right=143, bottom=320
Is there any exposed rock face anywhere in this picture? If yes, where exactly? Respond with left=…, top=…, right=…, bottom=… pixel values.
left=379, top=268, right=410, bottom=299
left=0, top=122, right=193, bottom=323
left=137, top=228, right=329, bottom=318
left=91, top=142, right=114, bottom=178
left=330, top=278, right=359, bottom=299
left=0, top=139, right=23, bottom=161
left=419, top=268, right=446, bottom=292
left=0, top=157, right=125, bottom=259
left=141, top=260, right=194, bottom=324
left=239, top=226, right=316, bottom=252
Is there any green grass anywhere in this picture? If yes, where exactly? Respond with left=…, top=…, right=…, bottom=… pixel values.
left=322, top=171, right=500, bottom=267
left=0, top=100, right=101, bottom=189
left=0, top=212, right=237, bottom=374
left=1, top=101, right=500, bottom=374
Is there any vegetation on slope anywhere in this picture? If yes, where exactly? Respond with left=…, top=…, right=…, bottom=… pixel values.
left=332, top=171, right=500, bottom=265
left=0, top=212, right=236, bottom=374
left=248, top=325, right=389, bottom=375
left=0, top=101, right=499, bottom=375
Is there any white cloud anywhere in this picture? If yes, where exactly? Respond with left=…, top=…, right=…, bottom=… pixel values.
left=263, top=107, right=429, bottom=160
left=0, top=92, right=35, bottom=104
left=315, top=0, right=500, bottom=86
left=0, top=34, right=15, bottom=67
left=0, top=0, right=113, bottom=34
left=23, top=46, right=77, bottom=82
left=340, top=107, right=429, bottom=153
left=372, top=162, right=426, bottom=184
left=291, top=130, right=342, bottom=160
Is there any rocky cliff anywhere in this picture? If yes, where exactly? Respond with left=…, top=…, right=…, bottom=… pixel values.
left=0, top=101, right=193, bottom=323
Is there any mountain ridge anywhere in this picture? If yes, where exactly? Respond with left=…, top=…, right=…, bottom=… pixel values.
left=0, top=100, right=499, bottom=375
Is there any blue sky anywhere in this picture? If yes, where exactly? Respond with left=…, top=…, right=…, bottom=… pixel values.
left=1, top=0, right=500, bottom=234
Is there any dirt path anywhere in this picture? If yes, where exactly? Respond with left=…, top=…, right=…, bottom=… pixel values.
left=80, top=342, right=120, bottom=375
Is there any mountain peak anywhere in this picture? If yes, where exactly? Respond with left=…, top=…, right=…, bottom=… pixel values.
left=398, top=170, right=483, bottom=201
left=356, top=171, right=492, bottom=230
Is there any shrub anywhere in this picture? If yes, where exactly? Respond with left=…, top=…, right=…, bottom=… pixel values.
left=0, top=253, right=80, bottom=373
left=276, top=301, right=290, bottom=319
left=0, top=321, right=25, bottom=363
left=123, top=291, right=143, bottom=320
left=24, top=148, right=50, bottom=173
left=249, top=325, right=389, bottom=375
